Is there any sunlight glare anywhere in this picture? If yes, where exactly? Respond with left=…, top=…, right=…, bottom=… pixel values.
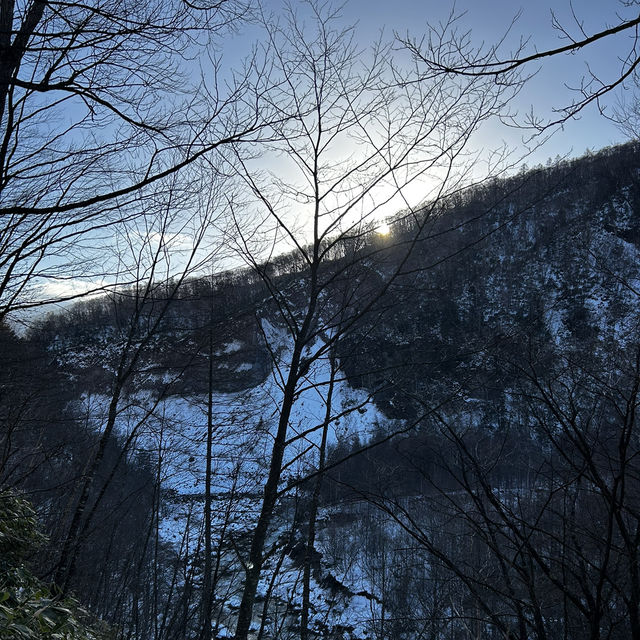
left=377, top=222, right=391, bottom=236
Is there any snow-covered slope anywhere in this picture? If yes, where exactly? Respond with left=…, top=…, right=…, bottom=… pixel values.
left=73, top=320, right=394, bottom=638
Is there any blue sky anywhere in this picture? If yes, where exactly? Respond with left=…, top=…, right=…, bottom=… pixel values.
left=353, top=0, right=634, bottom=154
left=14, top=0, right=639, bottom=317
left=194, top=0, right=639, bottom=265
left=241, top=0, right=636, bottom=164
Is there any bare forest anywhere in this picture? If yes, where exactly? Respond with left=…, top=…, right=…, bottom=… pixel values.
left=2, top=2, right=640, bottom=640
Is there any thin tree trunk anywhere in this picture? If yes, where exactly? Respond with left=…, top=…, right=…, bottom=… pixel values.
left=233, top=331, right=311, bottom=640
left=301, top=352, right=336, bottom=640
left=201, top=318, right=216, bottom=640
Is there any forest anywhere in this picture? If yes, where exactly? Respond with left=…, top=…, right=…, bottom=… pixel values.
left=3, top=141, right=640, bottom=639
left=2, top=1, right=640, bottom=639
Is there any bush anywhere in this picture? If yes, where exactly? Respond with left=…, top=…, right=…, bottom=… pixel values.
left=0, top=491, right=111, bottom=640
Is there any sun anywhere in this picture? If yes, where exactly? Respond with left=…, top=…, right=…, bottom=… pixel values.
left=376, top=222, right=391, bottom=236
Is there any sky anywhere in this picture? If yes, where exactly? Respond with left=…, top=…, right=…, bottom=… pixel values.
left=237, top=0, right=636, bottom=165
left=207, top=0, right=638, bottom=245
left=11, top=0, right=639, bottom=322
left=340, top=0, right=635, bottom=161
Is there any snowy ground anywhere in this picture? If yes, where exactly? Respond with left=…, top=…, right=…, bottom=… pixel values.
left=77, top=320, right=394, bottom=638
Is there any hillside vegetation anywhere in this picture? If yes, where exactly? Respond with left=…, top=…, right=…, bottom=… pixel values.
left=2, top=142, right=640, bottom=639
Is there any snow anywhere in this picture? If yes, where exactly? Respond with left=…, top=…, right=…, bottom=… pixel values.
left=75, top=319, right=395, bottom=638
left=217, top=340, right=243, bottom=355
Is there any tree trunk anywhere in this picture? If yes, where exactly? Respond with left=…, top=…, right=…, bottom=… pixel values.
left=301, top=353, right=335, bottom=640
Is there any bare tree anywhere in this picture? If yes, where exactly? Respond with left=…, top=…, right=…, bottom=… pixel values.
left=357, top=332, right=640, bottom=640
left=52, top=171, right=232, bottom=593
left=0, top=0, right=271, bottom=320
left=400, top=2, right=640, bottom=133
left=218, top=3, right=519, bottom=638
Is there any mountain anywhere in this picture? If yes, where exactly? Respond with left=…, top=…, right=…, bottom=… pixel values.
left=2, top=141, right=640, bottom=639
